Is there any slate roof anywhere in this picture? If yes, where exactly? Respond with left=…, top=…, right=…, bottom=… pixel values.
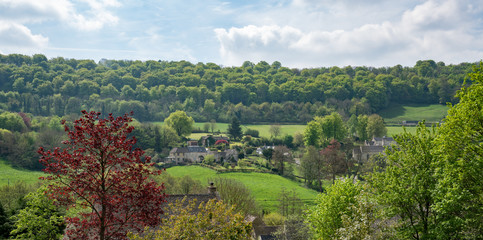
left=170, top=146, right=207, bottom=154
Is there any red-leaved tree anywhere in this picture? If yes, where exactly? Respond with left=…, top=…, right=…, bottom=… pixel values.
left=38, top=111, right=166, bottom=240
left=320, top=139, right=346, bottom=184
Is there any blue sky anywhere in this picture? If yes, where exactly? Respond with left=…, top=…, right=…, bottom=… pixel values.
left=0, top=0, right=482, bottom=68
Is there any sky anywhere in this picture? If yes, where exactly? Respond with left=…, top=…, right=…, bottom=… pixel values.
left=0, top=0, right=482, bottom=68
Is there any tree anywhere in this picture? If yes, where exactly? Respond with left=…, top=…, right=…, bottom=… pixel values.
left=38, top=111, right=166, bottom=240
left=366, top=114, right=387, bottom=138
left=432, top=62, right=483, bottom=238
left=0, top=200, right=12, bottom=239
left=306, top=178, right=364, bottom=240
left=227, top=116, right=242, bottom=141
left=209, top=119, right=217, bottom=134
left=10, top=186, right=65, bottom=240
left=273, top=214, right=312, bottom=240
left=370, top=123, right=438, bottom=239
left=129, top=198, right=252, bottom=240
left=269, top=125, right=282, bottom=139
left=210, top=178, right=258, bottom=216
left=320, top=140, right=346, bottom=184
left=165, top=110, right=194, bottom=138
left=272, top=146, right=293, bottom=176
left=300, top=146, right=325, bottom=191
left=304, top=113, right=347, bottom=147
left=355, top=115, right=369, bottom=141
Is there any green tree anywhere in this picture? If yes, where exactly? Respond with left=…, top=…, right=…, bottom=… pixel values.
left=366, top=114, right=387, bottom=138
left=300, top=146, right=325, bottom=191
left=227, top=116, right=242, bottom=140
left=356, top=115, right=369, bottom=141
left=432, top=62, right=483, bottom=238
left=10, top=186, right=65, bottom=240
left=269, top=124, right=282, bottom=139
left=210, top=178, right=258, bottom=216
left=165, top=110, right=194, bottom=138
left=306, top=179, right=364, bottom=240
left=0, top=200, right=12, bottom=239
left=304, top=113, right=347, bottom=147
left=129, top=198, right=252, bottom=240
left=370, top=123, right=438, bottom=239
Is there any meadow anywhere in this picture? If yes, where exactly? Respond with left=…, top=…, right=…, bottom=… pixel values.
left=165, top=165, right=320, bottom=213
left=378, top=103, right=448, bottom=124
left=0, top=159, right=45, bottom=186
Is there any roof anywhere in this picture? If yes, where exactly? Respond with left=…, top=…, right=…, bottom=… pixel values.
left=170, top=147, right=207, bottom=154
left=360, top=145, right=385, bottom=152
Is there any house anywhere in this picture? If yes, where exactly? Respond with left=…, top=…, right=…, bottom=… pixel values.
left=210, top=148, right=238, bottom=163
left=353, top=136, right=395, bottom=162
left=167, top=145, right=208, bottom=164
left=200, top=135, right=230, bottom=147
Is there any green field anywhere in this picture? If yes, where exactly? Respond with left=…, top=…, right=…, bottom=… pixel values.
left=386, top=126, right=418, bottom=137
left=0, top=159, right=45, bottom=186
left=165, top=165, right=320, bottom=212
left=378, top=103, right=448, bottom=124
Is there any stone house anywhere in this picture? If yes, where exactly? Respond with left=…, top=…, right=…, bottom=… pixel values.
left=167, top=146, right=208, bottom=164
left=353, top=136, right=395, bottom=162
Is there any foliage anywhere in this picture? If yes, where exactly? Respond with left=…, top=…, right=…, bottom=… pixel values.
left=0, top=199, right=12, bottom=239
left=128, top=198, right=252, bottom=240
left=0, top=181, right=35, bottom=214
left=210, top=177, right=258, bottom=216
left=165, top=110, right=194, bottom=137
left=263, top=212, right=285, bottom=226
left=370, top=123, right=438, bottom=239
left=269, top=125, right=282, bottom=139
left=227, top=116, right=242, bottom=140
left=306, top=178, right=364, bottom=240
left=320, top=140, right=346, bottom=184
left=300, top=146, right=325, bottom=191
left=244, top=128, right=259, bottom=138
left=10, top=186, right=65, bottom=240
left=366, top=114, right=387, bottom=138
left=304, top=112, right=347, bottom=147
left=38, top=111, right=166, bottom=240
left=272, top=146, right=293, bottom=176
left=431, top=62, right=483, bottom=238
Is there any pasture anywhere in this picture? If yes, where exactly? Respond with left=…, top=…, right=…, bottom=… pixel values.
left=165, top=165, right=320, bottom=213
left=0, top=159, right=45, bottom=186
left=378, top=103, right=448, bottom=124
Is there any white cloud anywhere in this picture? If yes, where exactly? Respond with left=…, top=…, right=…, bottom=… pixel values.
left=215, top=0, right=483, bottom=67
left=0, top=0, right=120, bottom=31
left=0, top=21, right=48, bottom=54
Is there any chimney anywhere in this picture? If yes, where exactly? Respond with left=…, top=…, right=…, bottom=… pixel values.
left=208, top=182, right=216, bottom=195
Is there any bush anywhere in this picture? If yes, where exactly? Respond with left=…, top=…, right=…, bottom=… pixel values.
left=263, top=212, right=284, bottom=226
left=244, top=128, right=259, bottom=138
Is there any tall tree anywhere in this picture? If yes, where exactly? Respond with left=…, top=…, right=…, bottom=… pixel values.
left=432, top=62, right=483, bottom=238
left=366, top=114, right=387, bottom=138
left=38, top=111, right=166, bottom=240
left=321, top=139, right=346, bottom=184
left=370, top=123, right=438, bottom=239
left=272, top=145, right=293, bottom=176
left=300, top=146, right=325, bottom=191
left=10, top=186, right=65, bottom=240
left=307, top=179, right=364, bottom=240
left=227, top=116, right=242, bottom=141
left=165, top=110, right=194, bottom=138
left=269, top=124, right=282, bottom=139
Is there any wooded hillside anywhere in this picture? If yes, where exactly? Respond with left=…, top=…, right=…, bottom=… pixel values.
left=0, top=54, right=475, bottom=123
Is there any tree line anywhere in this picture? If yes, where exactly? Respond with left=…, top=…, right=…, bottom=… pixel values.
left=0, top=54, right=475, bottom=123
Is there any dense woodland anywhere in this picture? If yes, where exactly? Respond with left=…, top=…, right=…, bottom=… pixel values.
left=0, top=54, right=475, bottom=123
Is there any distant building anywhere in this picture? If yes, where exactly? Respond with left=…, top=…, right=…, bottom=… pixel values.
left=200, top=135, right=230, bottom=147
left=353, top=136, right=395, bottom=162
left=167, top=145, right=208, bottom=164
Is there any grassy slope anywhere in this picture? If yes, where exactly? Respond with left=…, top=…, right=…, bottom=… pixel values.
left=165, top=165, right=319, bottom=212
left=0, top=159, right=45, bottom=186
left=378, top=103, right=448, bottom=124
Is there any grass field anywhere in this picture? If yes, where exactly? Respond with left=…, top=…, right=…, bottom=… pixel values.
left=0, top=159, right=45, bottom=186
left=165, top=165, right=320, bottom=212
left=378, top=103, right=448, bottom=124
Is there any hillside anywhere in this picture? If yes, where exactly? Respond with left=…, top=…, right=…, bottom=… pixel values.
left=0, top=159, right=45, bottom=186
left=165, top=165, right=320, bottom=213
